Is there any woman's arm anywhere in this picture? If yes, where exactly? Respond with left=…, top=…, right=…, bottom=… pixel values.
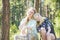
left=19, top=17, right=28, bottom=30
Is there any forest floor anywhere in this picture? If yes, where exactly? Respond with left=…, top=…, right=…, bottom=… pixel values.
left=0, top=29, right=60, bottom=40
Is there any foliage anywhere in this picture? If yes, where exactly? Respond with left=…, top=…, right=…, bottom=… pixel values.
left=44, top=0, right=60, bottom=38
left=10, top=0, right=27, bottom=27
left=10, top=24, right=20, bottom=40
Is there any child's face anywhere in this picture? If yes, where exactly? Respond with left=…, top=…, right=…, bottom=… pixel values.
left=34, top=14, right=40, bottom=21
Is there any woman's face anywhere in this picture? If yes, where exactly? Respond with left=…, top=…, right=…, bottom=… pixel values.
left=27, top=9, right=35, bottom=18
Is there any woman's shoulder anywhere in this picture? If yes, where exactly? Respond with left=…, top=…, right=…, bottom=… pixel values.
left=21, top=17, right=27, bottom=21
left=20, top=18, right=27, bottom=23
left=31, top=19, right=37, bottom=23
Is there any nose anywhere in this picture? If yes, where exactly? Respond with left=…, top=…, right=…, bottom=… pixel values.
left=30, top=10, right=34, bottom=13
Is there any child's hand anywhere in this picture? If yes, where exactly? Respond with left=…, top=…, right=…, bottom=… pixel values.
left=47, top=27, right=51, bottom=33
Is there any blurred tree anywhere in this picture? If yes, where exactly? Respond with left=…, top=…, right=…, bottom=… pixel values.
left=1, top=0, right=10, bottom=40
left=0, top=0, right=2, bottom=28
left=34, top=0, right=39, bottom=12
left=10, top=0, right=26, bottom=27
left=39, top=0, right=42, bottom=15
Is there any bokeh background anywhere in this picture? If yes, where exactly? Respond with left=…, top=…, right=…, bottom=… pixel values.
left=0, top=0, right=60, bottom=40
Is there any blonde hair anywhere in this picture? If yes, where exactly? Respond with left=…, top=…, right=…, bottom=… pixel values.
left=23, top=7, right=36, bottom=23
left=26, top=7, right=36, bottom=16
left=34, top=13, right=40, bottom=18
left=34, top=13, right=42, bottom=26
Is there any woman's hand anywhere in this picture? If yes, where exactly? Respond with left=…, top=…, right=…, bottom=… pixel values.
left=27, top=27, right=32, bottom=30
left=21, top=29, right=27, bottom=34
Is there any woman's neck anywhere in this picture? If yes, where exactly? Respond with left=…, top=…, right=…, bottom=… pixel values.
left=28, top=16, right=33, bottom=21
left=29, top=17, right=31, bottom=20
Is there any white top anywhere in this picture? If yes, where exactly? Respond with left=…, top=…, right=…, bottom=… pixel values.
left=27, top=19, right=37, bottom=36
left=19, top=18, right=37, bottom=36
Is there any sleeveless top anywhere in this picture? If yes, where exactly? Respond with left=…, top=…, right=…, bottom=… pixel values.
left=37, top=18, right=55, bottom=35
left=19, top=18, right=38, bottom=37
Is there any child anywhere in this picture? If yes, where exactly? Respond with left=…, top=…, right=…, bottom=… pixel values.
left=34, top=13, right=56, bottom=40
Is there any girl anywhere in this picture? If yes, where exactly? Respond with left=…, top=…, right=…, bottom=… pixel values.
left=34, top=13, right=56, bottom=40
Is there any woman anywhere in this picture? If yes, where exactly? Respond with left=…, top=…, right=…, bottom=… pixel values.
left=19, top=7, right=38, bottom=40
left=34, top=13, right=56, bottom=40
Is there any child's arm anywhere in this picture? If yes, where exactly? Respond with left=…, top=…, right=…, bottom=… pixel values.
left=47, top=27, right=51, bottom=33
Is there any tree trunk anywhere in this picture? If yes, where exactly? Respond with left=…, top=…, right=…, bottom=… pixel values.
left=1, top=0, right=10, bottom=40
left=27, top=0, right=29, bottom=7
left=34, top=0, right=39, bottom=13
left=46, top=5, right=49, bottom=17
left=40, top=0, right=42, bottom=16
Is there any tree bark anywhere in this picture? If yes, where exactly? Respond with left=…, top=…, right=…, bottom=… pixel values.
left=1, top=0, right=10, bottom=40
left=34, top=0, right=39, bottom=13
left=44, top=5, right=50, bottom=18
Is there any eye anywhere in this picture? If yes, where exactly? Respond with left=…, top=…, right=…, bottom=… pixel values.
left=30, top=11, right=33, bottom=13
